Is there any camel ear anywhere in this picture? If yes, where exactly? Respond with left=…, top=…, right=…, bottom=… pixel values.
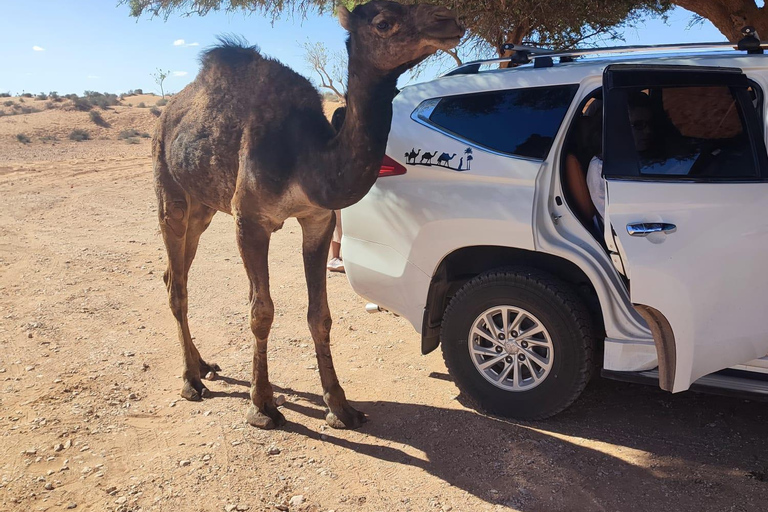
left=338, top=5, right=355, bottom=31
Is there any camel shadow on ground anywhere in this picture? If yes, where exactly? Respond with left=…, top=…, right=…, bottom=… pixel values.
left=262, top=377, right=768, bottom=512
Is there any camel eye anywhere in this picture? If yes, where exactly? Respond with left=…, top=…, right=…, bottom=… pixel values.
left=376, top=21, right=390, bottom=31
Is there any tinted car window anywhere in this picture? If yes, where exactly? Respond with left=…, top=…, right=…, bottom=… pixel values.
left=627, top=86, right=758, bottom=179
left=428, top=85, right=578, bottom=160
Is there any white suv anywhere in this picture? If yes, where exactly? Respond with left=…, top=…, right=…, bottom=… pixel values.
left=343, top=40, right=768, bottom=420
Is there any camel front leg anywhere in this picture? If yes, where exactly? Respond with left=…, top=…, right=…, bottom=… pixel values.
left=299, top=212, right=366, bottom=429
left=235, top=214, right=286, bottom=429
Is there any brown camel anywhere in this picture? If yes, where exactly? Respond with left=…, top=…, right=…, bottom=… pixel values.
left=153, top=1, right=463, bottom=430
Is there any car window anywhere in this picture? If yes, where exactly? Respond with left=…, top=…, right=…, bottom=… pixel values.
left=626, top=85, right=758, bottom=179
left=428, top=85, right=578, bottom=160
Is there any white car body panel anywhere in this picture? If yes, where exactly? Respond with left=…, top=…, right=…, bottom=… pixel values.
left=606, top=181, right=768, bottom=391
left=343, top=51, right=768, bottom=392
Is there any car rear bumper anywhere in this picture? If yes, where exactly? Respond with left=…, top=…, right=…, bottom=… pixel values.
left=342, top=235, right=430, bottom=332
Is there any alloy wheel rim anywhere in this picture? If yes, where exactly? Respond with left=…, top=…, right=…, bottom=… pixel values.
left=467, top=305, right=554, bottom=392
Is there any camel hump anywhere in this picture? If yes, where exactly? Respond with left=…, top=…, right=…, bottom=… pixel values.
left=201, top=35, right=262, bottom=70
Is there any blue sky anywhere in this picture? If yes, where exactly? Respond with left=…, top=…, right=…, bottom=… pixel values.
left=0, top=1, right=725, bottom=96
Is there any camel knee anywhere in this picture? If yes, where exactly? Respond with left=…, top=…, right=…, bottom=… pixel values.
left=308, top=311, right=332, bottom=339
left=250, top=300, right=274, bottom=340
left=160, top=199, right=188, bottom=237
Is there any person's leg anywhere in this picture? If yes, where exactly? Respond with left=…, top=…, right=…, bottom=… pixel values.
left=327, top=210, right=345, bottom=272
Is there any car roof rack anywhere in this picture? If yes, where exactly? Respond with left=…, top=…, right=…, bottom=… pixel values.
left=443, top=27, right=766, bottom=77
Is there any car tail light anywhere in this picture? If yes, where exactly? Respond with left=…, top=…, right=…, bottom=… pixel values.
left=379, top=155, right=407, bottom=177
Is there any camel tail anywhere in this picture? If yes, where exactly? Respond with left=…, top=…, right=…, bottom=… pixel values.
left=200, top=34, right=261, bottom=70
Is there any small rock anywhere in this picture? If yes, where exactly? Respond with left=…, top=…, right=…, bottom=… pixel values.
left=54, top=443, right=63, bottom=452
left=79, top=446, right=90, bottom=452
left=202, top=454, right=211, bottom=462
left=25, top=365, right=35, bottom=371
left=169, top=401, right=177, bottom=408
left=237, top=506, right=249, bottom=511
left=142, top=362, right=150, bottom=371
left=28, top=333, right=33, bottom=339
left=128, top=393, right=138, bottom=400
left=225, top=505, right=237, bottom=512
left=274, top=506, right=288, bottom=512
left=66, top=503, right=77, bottom=509
left=81, top=467, right=92, bottom=474
left=123, top=351, right=135, bottom=357
left=267, top=446, right=281, bottom=456
left=60, top=466, right=69, bottom=472
left=275, top=395, right=286, bottom=407
left=289, top=495, right=305, bottom=507
left=115, top=496, right=127, bottom=505
left=106, top=486, right=118, bottom=495
left=179, top=460, right=191, bottom=467
left=320, top=434, right=328, bottom=441
left=24, top=449, right=37, bottom=455
left=231, top=440, right=242, bottom=447
left=203, top=410, right=212, bottom=416
left=44, top=482, right=53, bottom=490
left=47, top=470, right=55, bottom=476
left=63, top=440, right=71, bottom=450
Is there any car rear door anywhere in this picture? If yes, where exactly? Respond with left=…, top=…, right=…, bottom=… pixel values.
left=601, top=64, right=768, bottom=392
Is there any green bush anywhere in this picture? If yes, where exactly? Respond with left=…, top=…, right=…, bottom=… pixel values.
left=3, top=100, right=13, bottom=107
left=21, top=93, right=33, bottom=98
left=16, top=133, right=31, bottom=144
left=0, top=92, right=10, bottom=98
left=149, top=106, right=161, bottom=117
left=156, top=98, right=168, bottom=107
left=19, top=106, right=40, bottom=114
left=89, top=109, right=110, bottom=127
left=72, top=96, right=92, bottom=111
left=137, top=102, right=146, bottom=108
left=118, top=128, right=151, bottom=140
left=36, top=92, right=48, bottom=100
left=49, top=91, right=60, bottom=102
left=69, top=129, right=90, bottom=142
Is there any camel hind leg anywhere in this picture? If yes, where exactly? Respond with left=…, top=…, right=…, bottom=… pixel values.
left=156, top=167, right=218, bottom=401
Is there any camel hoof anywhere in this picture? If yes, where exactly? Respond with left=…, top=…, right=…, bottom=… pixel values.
left=325, top=407, right=367, bottom=430
left=181, top=379, right=209, bottom=401
left=246, top=404, right=286, bottom=430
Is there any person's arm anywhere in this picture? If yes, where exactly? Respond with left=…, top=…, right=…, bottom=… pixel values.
left=564, top=153, right=598, bottom=223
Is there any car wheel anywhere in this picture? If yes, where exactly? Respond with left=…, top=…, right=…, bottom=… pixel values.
left=440, top=267, right=594, bottom=420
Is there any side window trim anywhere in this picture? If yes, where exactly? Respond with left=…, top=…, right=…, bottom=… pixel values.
left=602, top=66, right=768, bottom=183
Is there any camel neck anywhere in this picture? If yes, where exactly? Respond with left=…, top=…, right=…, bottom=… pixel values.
left=310, top=64, right=399, bottom=210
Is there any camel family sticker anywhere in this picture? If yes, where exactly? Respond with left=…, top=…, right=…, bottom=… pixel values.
left=404, top=147, right=474, bottom=171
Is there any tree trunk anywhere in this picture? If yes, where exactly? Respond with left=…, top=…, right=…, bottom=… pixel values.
left=674, top=0, right=768, bottom=42
left=497, top=21, right=530, bottom=69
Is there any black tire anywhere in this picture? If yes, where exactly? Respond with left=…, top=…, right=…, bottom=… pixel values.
left=440, top=267, right=593, bottom=420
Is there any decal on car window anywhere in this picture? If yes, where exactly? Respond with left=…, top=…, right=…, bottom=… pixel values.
left=404, top=146, right=474, bottom=171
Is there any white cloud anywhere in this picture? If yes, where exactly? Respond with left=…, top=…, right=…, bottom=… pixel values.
left=173, top=71, right=188, bottom=77
left=33, top=46, right=45, bottom=52
left=173, top=39, right=199, bottom=47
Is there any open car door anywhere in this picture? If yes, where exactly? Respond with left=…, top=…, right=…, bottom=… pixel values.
left=602, top=64, right=768, bottom=392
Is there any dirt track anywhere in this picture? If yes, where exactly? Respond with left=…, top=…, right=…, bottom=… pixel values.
left=2, top=109, right=768, bottom=512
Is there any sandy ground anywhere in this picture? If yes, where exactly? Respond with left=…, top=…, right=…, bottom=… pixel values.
left=1, top=99, right=768, bottom=512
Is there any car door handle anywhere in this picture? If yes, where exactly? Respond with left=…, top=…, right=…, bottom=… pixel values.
left=626, top=222, right=677, bottom=237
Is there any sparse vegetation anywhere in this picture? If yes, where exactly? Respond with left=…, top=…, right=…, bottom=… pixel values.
left=36, top=92, right=48, bottom=101
left=40, top=135, right=58, bottom=143
left=19, top=106, right=40, bottom=115
left=156, top=98, right=168, bottom=107
left=3, top=100, right=13, bottom=107
left=0, top=92, right=10, bottom=98
left=118, top=129, right=151, bottom=140
left=151, top=69, right=170, bottom=98
left=21, top=93, right=33, bottom=98
left=121, top=89, right=144, bottom=98
left=45, top=101, right=55, bottom=110
left=125, top=137, right=141, bottom=144
left=49, top=91, right=61, bottom=102
left=16, top=133, right=31, bottom=144
left=89, top=109, right=110, bottom=127
left=69, top=129, right=90, bottom=142
left=137, top=102, right=146, bottom=108
left=72, top=96, right=93, bottom=111
left=150, top=106, right=161, bottom=117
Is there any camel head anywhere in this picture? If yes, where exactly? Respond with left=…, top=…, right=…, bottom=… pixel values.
left=339, top=1, right=464, bottom=74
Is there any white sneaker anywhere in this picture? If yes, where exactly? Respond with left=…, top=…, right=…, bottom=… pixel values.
left=327, top=257, right=345, bottom=273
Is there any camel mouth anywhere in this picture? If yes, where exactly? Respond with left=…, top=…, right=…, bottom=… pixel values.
left=423, top=23, right=465, bottom=50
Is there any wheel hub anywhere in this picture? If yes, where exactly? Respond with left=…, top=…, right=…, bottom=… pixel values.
left=468, top=305, right=554, bottom=392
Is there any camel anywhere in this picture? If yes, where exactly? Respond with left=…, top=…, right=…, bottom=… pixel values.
left=437, top=152, right=456, bottom=166
left=405, top=148, right=420, bottom=164
left=153, top=1, right=463, bottom=430
left=421, top=151, right=438, bottom=164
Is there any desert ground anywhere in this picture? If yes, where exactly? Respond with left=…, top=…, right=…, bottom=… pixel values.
left=1, top=94, right=767, bottom=512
